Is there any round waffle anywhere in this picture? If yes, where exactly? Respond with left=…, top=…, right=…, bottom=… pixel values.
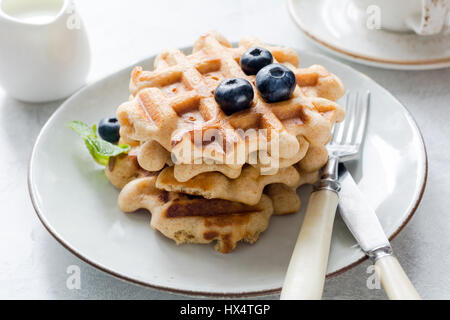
left=105, top=31, right=346, bottom=253
left=117, top=31, right=345, bottom=180
left=105, top=153, right=316, bottom=253
left=118, top=176, right=274, bottom=253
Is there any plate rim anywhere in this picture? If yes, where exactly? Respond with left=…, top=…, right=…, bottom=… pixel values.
left=27, top=48, right=428, bottom=298
left=287, top=0, right=450, bottom=70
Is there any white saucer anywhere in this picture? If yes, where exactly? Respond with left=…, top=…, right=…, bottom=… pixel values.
left=28, top=49, right=427, bottom=297
left=288, top=0, right=450, bottom=70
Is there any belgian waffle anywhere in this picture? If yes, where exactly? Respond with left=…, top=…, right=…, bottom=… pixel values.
left=105, top=152, right=316, bottom=252
left=105, top=151, right=314, bottom=214
left=117, top=31, right=345, bottom=179
left=135, top=134, right=310, bottom=182
left=157, top=164, right=300, bottom=206
left=118, top=176, right=273, bottom=253
left=105, top=32, right=346, bottom=252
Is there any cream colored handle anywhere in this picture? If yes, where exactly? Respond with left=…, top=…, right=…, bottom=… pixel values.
left=374, top=255, right=421, bottom=300
left=280, top=190, right=339, bottom=300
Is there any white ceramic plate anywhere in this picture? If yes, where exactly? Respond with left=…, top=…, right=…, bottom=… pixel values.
left=288, top=0, right=450, bottom=70
left=28, top=49, right=427, bottom=297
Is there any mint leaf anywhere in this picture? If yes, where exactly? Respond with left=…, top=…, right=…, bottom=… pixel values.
left=85, top=137, right=130, bottom=166
left=67, top=121, right=130, bottom=166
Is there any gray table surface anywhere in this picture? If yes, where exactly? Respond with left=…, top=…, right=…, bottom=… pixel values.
left=1, top=0, right=449, bottom=300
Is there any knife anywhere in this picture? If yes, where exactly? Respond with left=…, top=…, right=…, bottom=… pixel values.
left=338, top=164, right=420, bottom=299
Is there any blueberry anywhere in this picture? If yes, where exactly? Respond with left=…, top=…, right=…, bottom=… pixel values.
left=240, top=47, right=273, bottom=75
left=98, top=117, right=120, bottom=143
left=255, top=64, right=296, bottom=103
left=214, top=78, right=254, bottom=115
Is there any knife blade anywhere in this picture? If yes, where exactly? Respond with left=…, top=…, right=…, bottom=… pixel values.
left=337, top=164, right=391, bottom=256
left=337, top=164, right=421, bottom=299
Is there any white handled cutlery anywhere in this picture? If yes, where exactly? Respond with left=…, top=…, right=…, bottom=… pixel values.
left=280, top=91, right=420, bottom=300
left=281, top=91, right=367, bottom=299
left=338, top=164, right=420, bottom=299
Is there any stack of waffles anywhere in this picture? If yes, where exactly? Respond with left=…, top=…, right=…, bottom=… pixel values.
left=105, top=31, right=345, bottom=253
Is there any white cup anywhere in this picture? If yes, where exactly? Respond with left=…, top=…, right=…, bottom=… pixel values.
left=0, top=0, right=90, bottom=102
left=354, top=0, right=449, bottom=35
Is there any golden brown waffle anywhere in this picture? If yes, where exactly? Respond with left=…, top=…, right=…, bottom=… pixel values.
left=126, top=131, right=310, bottom=182
left=118, top=176, right=274, bottom=253
left=172, top=134, right=309, bottom=182
left=105, top=152, right=310, bottom=213
left=155, top=161, right=320, bottom=216
left=156, top=165, right=300, bottom=206
left=105, top=31, right=346, bottom=252
left=265, top=184, right=300, bottom=216
left=262, top=167, right=318, bottom=216
left=104, top=149, right=153, bottom=189
left=105, top=152, right=308, bottom=214
left=297, top=144, right=329, bottom=173
left=105, top=152, right=316, bottom=252
left=117, top=31, right=345, bottom=180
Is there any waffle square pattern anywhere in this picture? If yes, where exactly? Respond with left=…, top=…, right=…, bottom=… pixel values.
left=105, top=31, right=345, bottom=253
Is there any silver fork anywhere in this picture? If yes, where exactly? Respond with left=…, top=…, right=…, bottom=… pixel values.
left=280, top=91, right=370, bottom=300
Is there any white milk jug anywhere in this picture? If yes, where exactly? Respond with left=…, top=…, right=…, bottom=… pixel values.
left=0, top=0, right=90, bottom=102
